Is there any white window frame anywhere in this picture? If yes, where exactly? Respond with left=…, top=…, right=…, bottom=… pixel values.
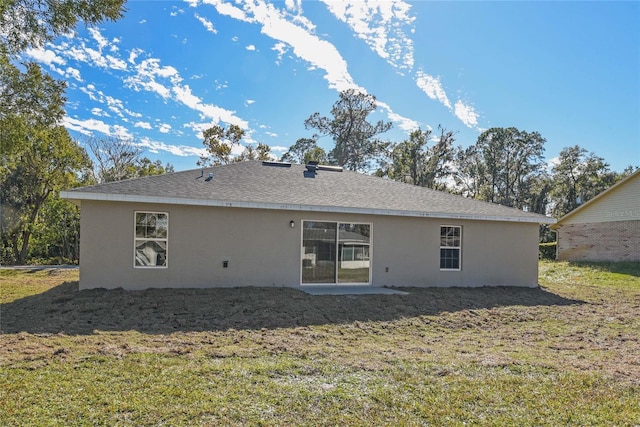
left=134, top=211, right=169, bottom=269
left=440, top=225, right=461, bottom=271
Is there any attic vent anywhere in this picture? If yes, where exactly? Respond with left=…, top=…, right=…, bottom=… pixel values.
left=318, top=165, right=343, bottom=172
left=304, top=161, right=318, bottom=178
left=262, top=161, right=292, bottom=168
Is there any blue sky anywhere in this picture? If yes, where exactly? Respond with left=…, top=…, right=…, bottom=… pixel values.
left=23, top=0, right=639, bottom=173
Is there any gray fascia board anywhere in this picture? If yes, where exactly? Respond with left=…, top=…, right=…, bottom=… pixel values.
left=60, top=191, right=556, bottom=224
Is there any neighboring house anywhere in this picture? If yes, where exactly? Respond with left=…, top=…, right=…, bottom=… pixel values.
left=61, top=161, right=554, bottom=290
left=551, top=170, right=640, bottom=262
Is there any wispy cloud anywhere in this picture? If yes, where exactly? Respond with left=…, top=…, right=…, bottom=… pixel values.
left=190, top=0, right=416, bottom=131
left=63, top=116, right=132, bottom=140
left=415, top=72, right=452, bottom=110
left=137, top=137, right=208, bottom=157
left=134, top=121, right=152, bottom=129
left=195, top=13, right=217, bottom=33
left=454, top=100, right=479, bottom=128
left=319, top=0, right=480, bottom=130
left=24, top=47, right=66, bottom=66
left=320, top=0, right=415, bottom=72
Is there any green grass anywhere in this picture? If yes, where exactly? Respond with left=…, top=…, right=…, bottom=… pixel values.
left=1, top=262, right=639, bottom=426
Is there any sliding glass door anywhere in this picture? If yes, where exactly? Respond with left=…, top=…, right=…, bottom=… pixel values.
left=302, top=222, right=337, bottom=283
left=302, top=221, right=371, bottom=284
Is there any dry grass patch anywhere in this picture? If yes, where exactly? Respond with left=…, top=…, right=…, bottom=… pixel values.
left=1, top=263, right=639, bottom=425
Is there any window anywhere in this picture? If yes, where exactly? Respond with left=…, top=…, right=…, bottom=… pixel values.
left=440, top=225, right=461, bottom=270
left=134, top=212, right=168, bottom=268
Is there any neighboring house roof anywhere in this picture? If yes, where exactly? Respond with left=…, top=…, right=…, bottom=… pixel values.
left=61, top=161, right=554, bottom=224
left=551, top=169, right=640, bottom=229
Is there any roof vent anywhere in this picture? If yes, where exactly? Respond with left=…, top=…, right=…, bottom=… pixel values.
left=205, top=172, right=213, bottom=182
left=317, top=164, right=343, bottom=172
left=304, top=161, right=319, bottom=178
left=262, top=161, right=292, bottom=168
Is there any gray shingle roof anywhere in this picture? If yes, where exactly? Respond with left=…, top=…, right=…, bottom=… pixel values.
left=62, top=161, right=554, bottom=223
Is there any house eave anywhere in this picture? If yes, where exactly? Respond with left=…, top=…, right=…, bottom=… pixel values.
left=551, top=169, right=640, bottom=229
left=60, top=191, right=556, bottom=224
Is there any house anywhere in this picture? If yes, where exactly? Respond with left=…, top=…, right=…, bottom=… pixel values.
left=551, top=170, right=640, bottom=262
left=61, top=161, right=554, bottom=290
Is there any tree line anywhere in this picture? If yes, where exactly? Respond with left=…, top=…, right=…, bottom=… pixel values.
left=1, top=2, right=635, bottom=264
left=200, top=89, right=636, bottom=220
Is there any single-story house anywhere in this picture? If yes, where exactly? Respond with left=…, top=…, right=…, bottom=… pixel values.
left=551, top=169, right=640, bottom=262
left=61, top=160, right=554, bottom=290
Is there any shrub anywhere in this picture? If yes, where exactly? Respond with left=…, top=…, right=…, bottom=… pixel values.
left=539, top=242, right=557, bottom=260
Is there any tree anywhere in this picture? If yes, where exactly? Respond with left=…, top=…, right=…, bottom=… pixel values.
left=549, top=145, right=616, bottom=217
left=236, top=143, right=272, bottom=162
left=452, top=144, right=487, bottom=199
left=1, top=0, right=126, bottom=57
left=87, top=136, right=141, bottom=183
left=1, top=125, right=91, bottom=264
left=197, top=124, right=245, bottom=166
left=86, top=136, right=174, bottom=183
left=385, top=126, right=455, bottom=190
left=28, top=196, right=82, bottom=264
left=137, top=157, right=175, bottom=177
left=1, top=57, right=68, bottom=177
left=280, top=138, right=327, bottom=164
left=461, top=127, right=548, bottom=212
left=304, top=89, right=392, bottom=171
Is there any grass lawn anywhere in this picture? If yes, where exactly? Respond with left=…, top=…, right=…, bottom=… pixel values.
left=1, top=262, right=639, bottom=426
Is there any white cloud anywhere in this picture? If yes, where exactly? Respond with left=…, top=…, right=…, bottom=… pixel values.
left=271, top=145, right=288, bottom=152
left=245, top=99, right=256, bottom=106
left=159, top=123, right=172, bottom=133
left=24, top=47, right=66, bottom=66
left=88, top=27, right=109, bottom=51
left=91, top=107, right=109, bottom=117
left=415, top=71, right=452, bottom=110
left=195, top=0, right=417, bottom=133
left=320, top=0, right=415, bottom=71
left=137, top=137, right=208, bottom=157
left=183, top=121, right=212, bottom=135
left=246, top=44, right=256, bottom=51
left=454, top=100, right=479, bottom=128
left=195, top=13, right=217, bottom=33
left=105, top=55, right=128, bottom=71
left=272, top=42, right=288, bottom=63
left=65, top=66, right=82, bottom=81
left=377, top=101, right=419, bottom=132
left=265, top=131, right=278, bottom=137
left=63, top=116, right=115, bottom=136
left=128, top=48, right=143, bottom=64
left=134, top=121, right=153, bottom=129
left=173, top=84, right=248, bottom=127
left=200, top=0, right=356, bottom=92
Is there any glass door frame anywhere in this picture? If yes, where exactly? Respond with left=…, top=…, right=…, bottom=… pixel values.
left=300, top=220, right=372, bottom=286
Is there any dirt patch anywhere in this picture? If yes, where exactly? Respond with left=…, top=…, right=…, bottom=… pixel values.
left=2, top=267, right=639, bottom=385
left=0, top=281, right=579, bottom=335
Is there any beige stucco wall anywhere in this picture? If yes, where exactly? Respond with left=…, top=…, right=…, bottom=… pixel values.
left=79, top=200, right=540, bottom=290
